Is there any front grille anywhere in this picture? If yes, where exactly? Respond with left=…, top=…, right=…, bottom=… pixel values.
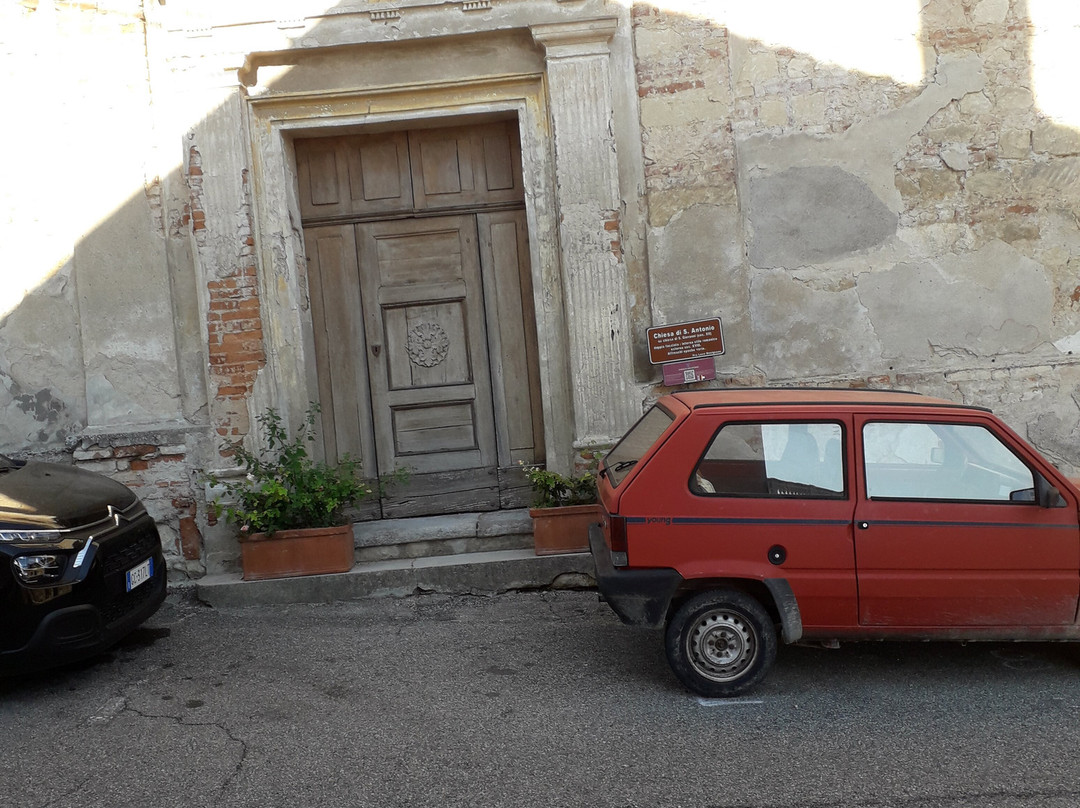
left=99, top=569, right=162, bottom=625
left=89, top=510, right=164, bottom=627
left=100, top=520, right=161, bottom=577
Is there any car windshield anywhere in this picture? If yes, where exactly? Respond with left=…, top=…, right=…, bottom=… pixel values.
left=601, top=405, right=675, bottom=487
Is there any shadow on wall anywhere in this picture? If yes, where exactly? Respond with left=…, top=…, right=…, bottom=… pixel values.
left=636, top=0, right=1080, bottom=476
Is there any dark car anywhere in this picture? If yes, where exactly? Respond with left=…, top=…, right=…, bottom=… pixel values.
left=591, top=389, right=1080, bottom=697
left=0, top=453, right=166, bottom=674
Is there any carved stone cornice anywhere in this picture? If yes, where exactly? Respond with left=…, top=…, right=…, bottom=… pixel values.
left=530, top=18, right=618, bottom=59
left=172, top=0, right=608, bottom=36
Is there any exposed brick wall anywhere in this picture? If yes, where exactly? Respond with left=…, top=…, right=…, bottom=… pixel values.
left=187, top=149, right=266, bottom=448
left=896, top=10, right=1041, bottom=238
left=74, top=436, right=204, bottom=564
left=603, top=210, right=623, bottom=260
left=631, top=3, right=738, bottom=226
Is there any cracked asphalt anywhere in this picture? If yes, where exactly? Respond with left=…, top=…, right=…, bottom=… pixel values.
left=2, top=590, right=1080, bottom=808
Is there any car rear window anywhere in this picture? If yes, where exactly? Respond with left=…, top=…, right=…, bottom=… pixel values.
left=601, top=405, right=675, bottom=487
left=692, top=421, right=846, bottom=498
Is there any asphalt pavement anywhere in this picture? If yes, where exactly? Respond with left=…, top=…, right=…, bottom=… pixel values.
left=3, top=590, right=1080, bottom=808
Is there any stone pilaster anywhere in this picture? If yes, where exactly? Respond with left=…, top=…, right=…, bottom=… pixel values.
left=532, top=18, right=639, bottom=447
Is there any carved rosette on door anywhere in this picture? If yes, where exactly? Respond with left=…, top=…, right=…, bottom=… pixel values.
left=407, top=322, right=450, bottom=368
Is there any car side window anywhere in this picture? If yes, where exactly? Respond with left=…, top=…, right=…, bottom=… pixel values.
left=692, top=422, right=845, bottom=498
left=862, top=421, right=1035, bottom=502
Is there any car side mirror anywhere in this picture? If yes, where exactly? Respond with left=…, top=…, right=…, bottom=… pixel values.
left=1035, top=473, right=1065, bottom=508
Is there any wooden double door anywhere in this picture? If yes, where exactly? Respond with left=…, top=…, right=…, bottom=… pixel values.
left=296, top=122, right=544, bottom=517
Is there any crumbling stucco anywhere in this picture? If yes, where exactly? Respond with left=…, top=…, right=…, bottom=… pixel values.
left=647, top=203, right=752, bottom=369
left=747, top=166, right=898, bottom=269
left=749, top=269, right=882, bottom=379
left=858, top=240, right=1053, bottom=363
left=0, top=271, right=85, bottom=449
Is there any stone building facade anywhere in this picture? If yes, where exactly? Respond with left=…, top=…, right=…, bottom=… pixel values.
left=2, top=0, right=1078, bottom=578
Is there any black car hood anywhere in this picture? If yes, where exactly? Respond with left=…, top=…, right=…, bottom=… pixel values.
left=0, top=461, right=138, bottom=530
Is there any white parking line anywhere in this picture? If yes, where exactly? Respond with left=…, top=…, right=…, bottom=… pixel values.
left=695, top=697, right=764, bottom=707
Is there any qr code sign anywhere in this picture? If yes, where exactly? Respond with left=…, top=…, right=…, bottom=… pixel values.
left=683, top=369, right=697, bottom=383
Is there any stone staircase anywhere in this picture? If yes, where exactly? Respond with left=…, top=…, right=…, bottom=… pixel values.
left=194, top=509, right=596, bottom=607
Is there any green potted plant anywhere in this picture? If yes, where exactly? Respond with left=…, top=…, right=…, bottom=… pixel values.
left=520, top=463, right=599, bottom=555
left=210, top=404, right=371, bottom=581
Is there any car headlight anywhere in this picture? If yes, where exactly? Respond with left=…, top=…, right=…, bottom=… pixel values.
left=0, top=529, right=62, bottom=544
left=13, top=554, right=66, bottom=584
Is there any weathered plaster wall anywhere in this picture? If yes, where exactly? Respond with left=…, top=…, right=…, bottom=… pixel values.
left=0, top=1, right=211, bottom=577
left=0, top=269, right=84, bottom=452
left=1, top=3, right=131, bottom=453
left=3, top=0, right=1079, bottom=580
left=2, top=2, right=188, bottom=439
left=634, top=0, right=1080, bottom=471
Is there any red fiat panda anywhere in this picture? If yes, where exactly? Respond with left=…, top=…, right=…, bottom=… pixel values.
left=590, top=389, right=1080, bottom=697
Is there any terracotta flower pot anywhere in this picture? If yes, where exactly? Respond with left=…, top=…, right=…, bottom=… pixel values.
left=529, top=504, right=599, bottom=556
left=239, top=524, right=355, bottom=581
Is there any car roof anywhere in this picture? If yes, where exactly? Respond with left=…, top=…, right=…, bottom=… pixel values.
left=665, top=387, right=986, bottom=412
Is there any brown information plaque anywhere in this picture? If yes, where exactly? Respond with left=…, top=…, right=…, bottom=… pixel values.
left=647, top=318, right=725, bottom=365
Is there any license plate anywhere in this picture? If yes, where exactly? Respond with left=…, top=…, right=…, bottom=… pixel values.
left=126, top=557, right=153, bottom=591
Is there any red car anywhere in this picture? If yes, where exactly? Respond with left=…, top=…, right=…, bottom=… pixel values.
left=590, top=389, right=1080, bottom=696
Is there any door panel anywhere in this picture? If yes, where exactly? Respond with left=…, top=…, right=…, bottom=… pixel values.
left=853, top=415, right=1080, bottom=627
left=393, top=402, right=478, bottom=455
left=382, top=467, right=500, bottom=519
left=477, top=211, right=543, bottom=467
left=295, top=138, right=348, bottom=219
left=409, top=122, right=524, bottom=211
left=295, top=133, right=413, bottom=220
left=357, top=216, right=497, bottom=479
left=383, top=300, right=471, bottom=390
left=303, top=225, right=377, bottom=476
left=348, top=134, right=411, bottom=206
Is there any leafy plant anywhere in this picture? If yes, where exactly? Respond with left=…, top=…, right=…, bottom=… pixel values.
left=520, top=463, right=597, bottom=508
left=376, top=465, right=412, bottom=499
left=209, top=404, right=372, bottom=536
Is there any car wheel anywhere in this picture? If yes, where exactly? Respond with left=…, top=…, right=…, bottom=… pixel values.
left=665, top=589, right=777, bottom=697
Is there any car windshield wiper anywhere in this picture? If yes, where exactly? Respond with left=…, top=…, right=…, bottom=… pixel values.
left=599, top=459, right=638, bottom=479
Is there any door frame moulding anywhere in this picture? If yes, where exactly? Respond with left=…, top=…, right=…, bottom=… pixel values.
left=245, top=73, right=576, bottom=472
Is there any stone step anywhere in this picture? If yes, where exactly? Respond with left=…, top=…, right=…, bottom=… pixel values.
left=194, top=548, right=596, bottom=608
left=352, top=508, right=534, bottom=562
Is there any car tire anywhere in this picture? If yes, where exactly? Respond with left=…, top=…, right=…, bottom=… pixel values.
left=665, top=589, right=777, bottom=697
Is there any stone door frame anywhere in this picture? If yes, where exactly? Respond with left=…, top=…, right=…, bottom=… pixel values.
left=244, top=19, right=640, bottom=474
